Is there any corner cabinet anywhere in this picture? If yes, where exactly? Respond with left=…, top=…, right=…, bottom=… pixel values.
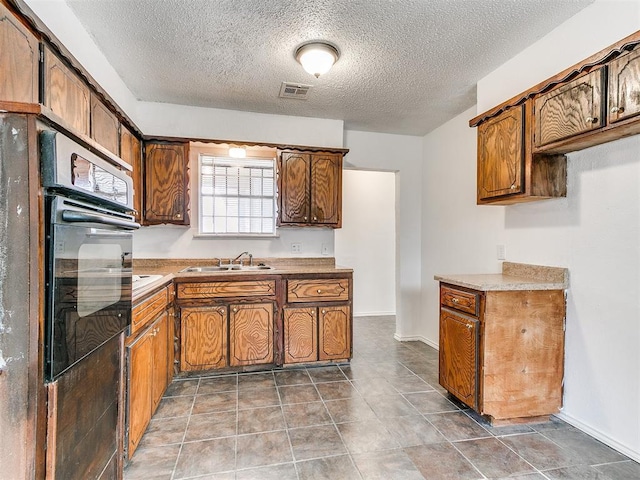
left=438, top=283, right=565, bottom=423
left=144, top=142, right=190, bottom=225
left=278, top=150, right=343, bottom=228
left=476, top=101, right=567, bottom=205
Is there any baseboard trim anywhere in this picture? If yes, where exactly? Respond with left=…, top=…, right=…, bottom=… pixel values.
left=393, top=333, right=439, bottom=350
left=556, top=411, right=640, bottom=463
left=353, top=312, right=396, bottom=317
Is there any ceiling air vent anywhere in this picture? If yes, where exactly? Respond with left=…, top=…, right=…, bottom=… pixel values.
left=279, top=82, right=312, bottom=100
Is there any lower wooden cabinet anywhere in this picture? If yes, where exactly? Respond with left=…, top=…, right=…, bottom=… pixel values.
left=229, top=303, right=274, bottom=366
left=180, top=306, right=228, bottom=371
left=319, top=306, right=351, bottom=361
left=283, top=308, right=318, bottom=364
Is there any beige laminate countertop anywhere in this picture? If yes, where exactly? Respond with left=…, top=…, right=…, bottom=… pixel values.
left=132, top=257, right=353, bottom=302
left=434, top=262, right=569, bottom=291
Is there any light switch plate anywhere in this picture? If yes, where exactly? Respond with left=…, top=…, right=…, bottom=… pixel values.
left=497, top=244, right=506, bottom=260
left=291, top=242, right=302, bottom=254
left=321, top=243, right=330, bottom=255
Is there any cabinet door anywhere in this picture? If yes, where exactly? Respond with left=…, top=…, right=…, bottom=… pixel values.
left=279, top=152, right=310, bottom=224
left=310, top=153, right=341, bottom=226
left=283, top=307, right=317, bottom=364
left=608, top=47, right=640, bottom=124
left=438, top=309, right=478, bottom=410
left=319, top=306, right=350, bottom=361
left=127, top=329, right=153, bottom=457
left=477, top=106, right=524, bottom=201
left=120, top=125, right=142, bottom=221
left=144, top=142, right=190, bottom=225
left=0, top=2, right=39, bottom=104
left=180, top=306, right=228, bottom=371
left=229, top=303, right=273, bottom=366
left=90, top=92, right=119, bottom=155
left=151, top=312, right=170, bottom=411
left=43, top=45, right=90, bottom=136
left=534, top=68, right=603, bottom=147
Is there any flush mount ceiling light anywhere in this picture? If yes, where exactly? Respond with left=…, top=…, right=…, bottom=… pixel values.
left=295, top=42, right=339, bottom=78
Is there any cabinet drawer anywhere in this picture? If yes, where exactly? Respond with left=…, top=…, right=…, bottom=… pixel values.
left=177, top=280, right=276, bottom=299
left=287, top=279, right=349, bottom=303
left=132, top=287, right=168, bottom=336
left=440, top=285, right=479, bottom=316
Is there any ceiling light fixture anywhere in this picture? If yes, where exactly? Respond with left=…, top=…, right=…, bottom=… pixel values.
left=295, top=42, right=339, bottom=78
left=228, top=146, right=247, bottom=158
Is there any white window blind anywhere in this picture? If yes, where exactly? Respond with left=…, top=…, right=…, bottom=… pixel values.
left=199, top=155, right=276, bottom=235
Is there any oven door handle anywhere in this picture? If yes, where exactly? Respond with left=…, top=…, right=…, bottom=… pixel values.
left=61, top=210, right=141, bottom=230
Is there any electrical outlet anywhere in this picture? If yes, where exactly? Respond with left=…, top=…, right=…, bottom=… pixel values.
left=291, top=242, right=302, bottom=254
left=321, top=243, right=330, bottom=255
left=497, top=244, right=506, bottom=260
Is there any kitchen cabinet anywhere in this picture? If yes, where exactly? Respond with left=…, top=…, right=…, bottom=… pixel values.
left=283, top=276, right=352, bottom=364
left=126, top=286, right=173, bottom=459
left=437, top=282, right=565, bottom=423
left=90, top=92, right=119, bottom=156
left=534, top=68, right=604, bottom=148
left=144, top=142, right=190, bottom=225
left=120, top=125, right=143, bottom=221
left=176, top=279, right=277, bottom=373
left=278, top=150, right=342, bottom=227
left=608, top=46, right=640, bottom=125
left=476, top=101, right=567, bottom=205
left=43, top=44, right=91, bottom=136
left=0, top=1, right=39, bottom=105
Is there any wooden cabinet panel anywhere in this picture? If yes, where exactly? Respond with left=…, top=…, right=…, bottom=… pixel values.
left=144, top=142, right=190, bottom=225
left=438, top=309, right=478, bottom=410
left=0, top=2, right=39, bottom=104
left=132, top=287, right=168, bottom=336
left=120, top=125, right=142, bottom=220
left=151, top=312, right=170, bottom=410
left=279, top=152, right=310, bottom=223
left=311, top=153, right=341, bottom=225
left=608, top=47, right=640, bottom=124
left=180, top=306, right=228, bottom=371
left=177, top=280, right=276, bottom=299
left=283, top=307, right=317, bottom=364
left=319, top=306, right=350, bottom=361
left=477, top=106, right=524, bottom=201
left=127, top=329, right=153, bottom=456
left=287, top=278, right=349, bottom=303
left=534, top=69, right=604, bottom=147
left=90, top=93, right=119, bottom=155
left=43, top=45, right=90, bottom=136
left=229, top=303, right=273, bottom=366
left=440, top=285, right=478, bottom=316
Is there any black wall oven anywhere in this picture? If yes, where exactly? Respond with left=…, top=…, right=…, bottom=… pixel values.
left=40, top=128, right=139, bottom=380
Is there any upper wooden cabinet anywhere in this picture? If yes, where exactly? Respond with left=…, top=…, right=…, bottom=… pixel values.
left=120, top=125, right=143, bottom=220
left=0, top=1, right=39, bottom=105
left=477, top=101, right=567, bottom=205
left=90, top=92, right=119, bottom=155
left=144, top=142, right=190, bottom=225
left=608, top=47, right=640, bottom=125
left=534, top=68, right=604, bottom=148
left=43, top=44, right=90, bottom=136
left=278, top=150, right=343, bottom=228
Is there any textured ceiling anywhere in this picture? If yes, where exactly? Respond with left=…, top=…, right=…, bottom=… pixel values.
left=65, top=0, right=594, bottom=136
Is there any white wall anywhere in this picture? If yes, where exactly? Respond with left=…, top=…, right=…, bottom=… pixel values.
left=343, top=131, right=423, bottom=338
left=335, top=170, right=396, bottom=317
left=422, top=0, right=640, bottom=461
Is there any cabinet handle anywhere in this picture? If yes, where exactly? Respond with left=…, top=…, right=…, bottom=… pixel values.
left=510, top=184, right=517, bottom=190
left=586, top=116, right=598, bottom=124
left=452, top=298, right=459, bottom=303
left=611, top=106, right=624, bottom=114
left=317, top=289, right=322, bottom=294
left=466, top=324, right=472, bottom=330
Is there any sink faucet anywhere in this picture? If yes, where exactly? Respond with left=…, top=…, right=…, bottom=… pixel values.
left=232, top=251, right=253, bottom=266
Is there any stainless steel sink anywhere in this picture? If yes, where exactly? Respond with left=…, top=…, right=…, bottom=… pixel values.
left=180, top=265, right=273, bottom=273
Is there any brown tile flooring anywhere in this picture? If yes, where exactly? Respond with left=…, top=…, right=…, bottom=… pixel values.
left=125, top=316, right=640, bottom=480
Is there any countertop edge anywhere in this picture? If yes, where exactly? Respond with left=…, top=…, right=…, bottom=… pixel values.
left=433, top=274, right=568, bottom=291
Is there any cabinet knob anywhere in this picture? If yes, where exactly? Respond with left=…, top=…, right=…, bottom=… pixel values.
left=466, top=324, right=472, bottom=330
left=611, top=106, right=624, bottom=114
left=586, top=116, right=598, bottom=124
left=317, top=289, right=322, bottom=294
left=304, top=216, right=308, bottom=221
left=313, top=216, right=318, bottom=221
left=321, top=309, right=326, bottom=314
left=452, top=298, right=459, bottom=303
left=510, top=185, right=517, bottom=190
left=232, top=307, right=237, bottom=313
left=219, top=308, right=225, bottom=314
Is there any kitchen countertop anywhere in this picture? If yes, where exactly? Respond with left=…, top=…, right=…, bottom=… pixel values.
left=434, top=261, right=568, bottom=291
left=132, top=257, right=353, bottom=301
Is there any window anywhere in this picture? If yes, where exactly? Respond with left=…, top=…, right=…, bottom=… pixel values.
left=199, top=154, right=276, bottom=235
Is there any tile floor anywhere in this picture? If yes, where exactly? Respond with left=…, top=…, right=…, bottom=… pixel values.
left=125, top=316, right=640, bottom=480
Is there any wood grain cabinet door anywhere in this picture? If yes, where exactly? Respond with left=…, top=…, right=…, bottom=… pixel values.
left=151, top=312, right=170, bottom=411
left=229, top=303, right=274, bottom=366
left=120, top=125, right=142, bottom=221
left=144, top=142, right=190, bottom=225
left=477, top=106, right=524, bottom=201
left=90, top=93, right=119, bottom=155
left=310, top=153, right=342, bottom=226
left=0, top=2, right=39, bottom=104
left=608, top=47, right=640, bottom=124
left=283, top=307, right=318, bottom=364
left=43, top=45, right=90, bottom=136
left=534, top=68, right=604, bottom=147
left=319, top=305, right=351, bottom=361
left=438, top=309, right=478, bottom=410
left=180, top=306, right=228, bottom=371
left=127, top=329, right=153, bottom=456
left=279, top=152, right=311, bottom=224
